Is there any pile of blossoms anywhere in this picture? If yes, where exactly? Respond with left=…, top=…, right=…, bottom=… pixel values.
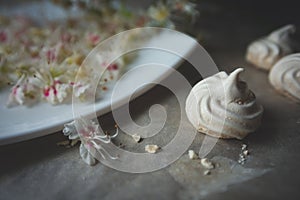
left=0, top=0, right=198, bottom=107
left=0, top=14, right=127, bottom=106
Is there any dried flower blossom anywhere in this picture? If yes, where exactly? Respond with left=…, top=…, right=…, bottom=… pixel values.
left=1, top=0, right=198, bottom=108
left=0, top=14, right=125, bottom=107
left=62, top=119, right=119, bottom=165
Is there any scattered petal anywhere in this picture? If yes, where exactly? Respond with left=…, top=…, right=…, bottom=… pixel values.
left=63, top=121, right=79, bottom=140
left=79, top=143, right=97, bottom=166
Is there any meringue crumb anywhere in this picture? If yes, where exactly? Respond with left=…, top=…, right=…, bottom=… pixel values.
left=200, top=158, right=215, bottom=169
left=237, top=100, right=243, bottom=105
left=243, top=150, right=249, bottom=156
left=241, top=144, right=247, bottom=150
left=239, top=143, right=249, bottom=165
left=203, top=170, right=211, bottom=176
left=188, top=150, right=198, bottom=160
left=145, top=145, right=159, bottom=153
left=132, top=134, right=141, bottom=143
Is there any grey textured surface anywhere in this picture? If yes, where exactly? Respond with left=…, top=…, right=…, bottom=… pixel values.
left=1, top=0, right=300, bottom=200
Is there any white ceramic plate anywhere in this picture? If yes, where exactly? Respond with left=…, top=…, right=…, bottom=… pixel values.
left=0, top=29, right=198, bottom=145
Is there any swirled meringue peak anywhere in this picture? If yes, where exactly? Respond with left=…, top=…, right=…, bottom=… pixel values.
left=269, top=53, right=300, bottom=102
left=185, top=68, right=263, bottom=140
left=246, top=25, right=298, bottom=71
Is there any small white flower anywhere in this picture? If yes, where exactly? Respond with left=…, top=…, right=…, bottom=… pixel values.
left=73, top=82, right=91, bottom=98
left=43, top=80, right=71, bottom=104
left=7, top=75, right=39, bottom=107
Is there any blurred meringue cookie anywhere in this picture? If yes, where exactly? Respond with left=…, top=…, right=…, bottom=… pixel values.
left=269, top=53, right=300, bottom=102
left=185, top=68, right=263, bottom=140
left=246, top=24, right=298, bottom=71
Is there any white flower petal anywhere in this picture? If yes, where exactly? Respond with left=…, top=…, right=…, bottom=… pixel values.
left=56, top=83, right=70, bottom=103
left=63, top=121, right=79, bottom=140
left=79, top=143, right=97, bottom=166
left=74, top=83, right=90, bottom=98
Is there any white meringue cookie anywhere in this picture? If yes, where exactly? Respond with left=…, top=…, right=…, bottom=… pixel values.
left=185, top=68, right=263, bottom=139
left=246, top=25, right=297, bottom=71
left=269, top=53, right=300, bottom=102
